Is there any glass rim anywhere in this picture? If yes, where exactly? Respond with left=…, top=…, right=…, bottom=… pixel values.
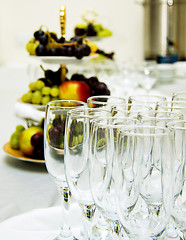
left=157, top=100, right=186, bottom=109
left=173, top=96, right=186, bottom=100
left=141, top=110, right=183, bottom=120
left=93, top=120, right=169, bottom=136
left=119, top=125, right=169, bottom=137
left=128, top=94, right=167, bottom=103
left=67, top=107, right=111, bottom=118
left=119, top=106, right=152, bottom=113
left=127, top=103, right=153, bottom=110
left=172, top=91, right=186, bottom=97
left=167, top=120, right=186, bottom=130
left=159, top=100, right=186, bottom=103
left=91, top=117, right=139, bottom=130
left=87, top=95, right=126, bottom=105
left=129, top=94, right=167, bottom=99
left=46, top=100, right=86, bottom=109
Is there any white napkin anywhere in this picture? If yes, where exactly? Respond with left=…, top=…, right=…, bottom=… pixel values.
left=0, top=204, right=83, bottom=240
left=15, top=101, right=45, bottom=122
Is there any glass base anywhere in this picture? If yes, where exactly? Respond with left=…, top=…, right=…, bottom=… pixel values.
left=53, top=234, right=78, bottom=240
left=52, top=229, right=77, bottom=240
left=92, top=224, right=110, bottom=240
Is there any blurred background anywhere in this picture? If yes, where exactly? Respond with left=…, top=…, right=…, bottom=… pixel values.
left=0, top=0, right=144, bottom=64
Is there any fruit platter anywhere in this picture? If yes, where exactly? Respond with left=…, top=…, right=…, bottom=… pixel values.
left=26, top=6, right=94, bottom=60
left=74, top=9, right=112, bottom=39
left=4, top=120, right=45, bottom=162
left=26, top=7, right=114, bottom=61
left=20, top=65, right=110, bottom=106
left=27, top=29, right=114, bottom=61
left=4, top=6, right=112, bottom=162
left=27, top=32, right=98, bottom=61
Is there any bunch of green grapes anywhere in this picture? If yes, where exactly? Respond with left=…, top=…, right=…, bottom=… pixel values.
left=26, top=38, right=40, bottom=56
left=10, top=125, right=25, bottom=149
left=21, top=79, right=60, bottom=105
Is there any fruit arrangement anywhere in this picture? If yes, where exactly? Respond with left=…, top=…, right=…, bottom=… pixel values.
left=74, top=9, right=112, bottom=38
left=26, top=26, right=98, bottom=59
left=74, top=23, right=112, bottom=38
left=26, top=25, right=104, bottom=60
left=21, top=65, right=110, bottom=105
left=26, top=26, right=114, bottom=60
left=10, top=120, right=44, bottom=160
left=5, top=6, right=114, bottom=162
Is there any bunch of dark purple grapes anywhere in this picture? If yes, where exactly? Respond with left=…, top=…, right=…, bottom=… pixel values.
left=48, top=116, right=65, bottom=149
left=27, top=118, right=45, bottom=159
left=39, top=65, right=65, bottom=86
left=31, top=132, right=44, bottom=159
left=70, top=73, right=110, bottom=96
left=34, top=29, right=91, bottom=59
left=75, top=23, right=97, bottom=37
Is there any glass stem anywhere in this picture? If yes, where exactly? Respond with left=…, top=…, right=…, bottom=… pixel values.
left=57, top=183, right=73, bottom=238
left=107, top=219, right=122, bottom=238
left=81, top=204, right=96, bottom=239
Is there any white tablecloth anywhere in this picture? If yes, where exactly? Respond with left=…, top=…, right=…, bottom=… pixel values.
left=0, top=61, right=186, bottom=229
left=0, top=204, right=82, bottom=240
left=0, top=63, right=60, bottom=223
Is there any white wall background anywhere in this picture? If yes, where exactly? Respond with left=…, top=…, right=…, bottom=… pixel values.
left=0, top=0, right=144, bottom=64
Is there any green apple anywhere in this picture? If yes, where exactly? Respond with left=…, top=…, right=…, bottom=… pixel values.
left=19, top=126, right=43, bottom=157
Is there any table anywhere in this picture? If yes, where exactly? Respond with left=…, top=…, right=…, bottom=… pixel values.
left=0, top=61, right=186, bottom=232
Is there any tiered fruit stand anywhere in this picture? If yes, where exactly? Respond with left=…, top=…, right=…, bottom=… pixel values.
left=3, top=6, right=111, bottom=163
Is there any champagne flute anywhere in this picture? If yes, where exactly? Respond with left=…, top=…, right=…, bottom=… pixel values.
left=115, top=125, right=173, bottom=240
left=44, top=100, right=85, bottom=240
left=89, top=116, right=140, bottom=239
left=64, top=107, right=112, bottom=240
left=87, top=98, right=152, bottom=237
left=166, top=120, right=186, bottom=239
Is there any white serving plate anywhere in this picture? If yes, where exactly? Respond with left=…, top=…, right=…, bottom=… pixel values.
left=31, top=55, right=97, bottom=65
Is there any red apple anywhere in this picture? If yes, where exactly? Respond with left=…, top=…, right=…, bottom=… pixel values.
left=19, top=126, right=43, bottom=157
left=59, top=80, right=91, bottom=102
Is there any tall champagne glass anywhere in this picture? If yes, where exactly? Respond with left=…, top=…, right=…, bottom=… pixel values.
left=44, top=100, right=85, bottom=240
left=87, top=97, right=152, bottom=236
left=64, top=107, right=112, bottom=240
left=89, top=117, right=139, bottom=239
left=115, top=126, right=173, bottom=240
left=166, top=120, right=186, bottom=239
left=137, top=111, right=183, bottom=178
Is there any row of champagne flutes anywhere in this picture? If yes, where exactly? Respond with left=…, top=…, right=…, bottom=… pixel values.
left=44, top=93, right=186, bottom=240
